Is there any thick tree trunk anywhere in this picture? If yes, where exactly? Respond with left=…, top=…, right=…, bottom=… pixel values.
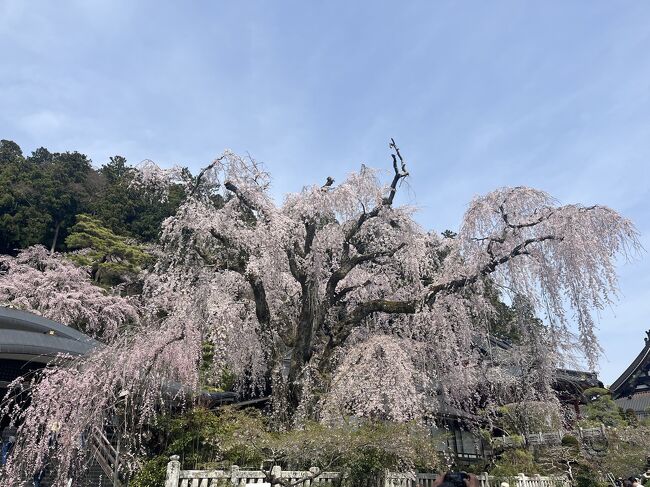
left=50, top=220, right=62, bottom=254
left=286, top=281, right=322, bottom=419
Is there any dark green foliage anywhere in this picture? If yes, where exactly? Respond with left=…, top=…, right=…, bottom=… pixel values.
left=561, top=434, right=580, bottom=448
left=30, top=147, right=97, bottom=252
left=0, top=140, right=96, bottom=253
left=623, top=409, right=638, bottom=426
left=129, top=455, right=169, bottom=487
left=497, top=402, right=562, bottom=435
left=198, top=342, right=236, bottom=392
left=583, top=388, right=612, bottom=401
left=133, top=408, right=439, bottom=487
left=574, top=473, right=601, bottom=487
left=0, top=141, right=53, bottom=252
left=581, top=388, right=626, bottom=427
left=144, top=408, right=268, bottom=470
left=491, top=449, right=539, bottom=477
left=0, top=141, right=185, bottom=255
left=485, top=290, right=544, bottom=344
left=92, top=155, right=185, bottom=243
left=65, top=214, right=152, bottom=285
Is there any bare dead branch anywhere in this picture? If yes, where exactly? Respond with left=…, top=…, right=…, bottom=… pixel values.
left=383, top=138, right=410, bottom=206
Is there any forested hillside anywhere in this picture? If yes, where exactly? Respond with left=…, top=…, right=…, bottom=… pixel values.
left=0, top=139, right=184, bottom=254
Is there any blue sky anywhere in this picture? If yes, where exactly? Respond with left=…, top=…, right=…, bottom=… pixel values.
left=1, top=0, right=649, bottom=384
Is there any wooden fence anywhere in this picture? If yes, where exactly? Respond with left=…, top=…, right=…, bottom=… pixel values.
left=164, top=456, right=571, bottom=487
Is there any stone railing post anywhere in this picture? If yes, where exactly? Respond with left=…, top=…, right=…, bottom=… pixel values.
left=481, top=472, right=490, bottom=487
left=517, top=473, right=527, bottom=487
left=231, top=465, right=240, bottom=485
left=306, top=467, right=319, bottom=487
left=271, top=465, right=282, bottom=486
left=383, top=469, right=391, bottom=487
left=165, top=455, right=181, bottom=487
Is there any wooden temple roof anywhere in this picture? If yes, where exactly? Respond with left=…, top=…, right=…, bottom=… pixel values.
left=611, top=330, right=650, bottom=407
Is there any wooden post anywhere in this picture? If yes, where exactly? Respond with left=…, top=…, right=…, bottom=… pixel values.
left=165, top=455, right=181, bottom=487
left=113, top=436, right=121, bottom=487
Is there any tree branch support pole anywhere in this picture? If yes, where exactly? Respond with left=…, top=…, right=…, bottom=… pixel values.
left=113, top=435, right=121, bottom=487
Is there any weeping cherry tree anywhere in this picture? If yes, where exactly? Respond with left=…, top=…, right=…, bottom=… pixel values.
left=2, top=141, right=640, bottom=484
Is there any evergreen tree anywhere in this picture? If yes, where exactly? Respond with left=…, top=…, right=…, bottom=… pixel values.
left=65, top=214, right=152, bottom=286
left=0, top=141, right=97, bottom=253
left=92, top=155, right=185, bottom=242
left=0, top=141, right=51, bottom=253
left=0, top=142, right=185, bottom=254
left=31, top=148, right=97, bottom=252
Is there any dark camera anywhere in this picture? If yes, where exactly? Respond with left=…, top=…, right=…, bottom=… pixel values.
left=443, top=472, right=469, bottom=487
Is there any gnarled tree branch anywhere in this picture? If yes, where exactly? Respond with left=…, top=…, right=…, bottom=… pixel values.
left=383, top=138, right=409, bottom=206
left=426, top=234, right=560, bottom=304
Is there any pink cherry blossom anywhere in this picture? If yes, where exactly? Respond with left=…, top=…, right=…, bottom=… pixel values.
left=3, top=143, right=640, bottom=483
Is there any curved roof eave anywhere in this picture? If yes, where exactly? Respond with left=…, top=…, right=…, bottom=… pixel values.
left=0, top=307, right=99, bottom=342
left=0, top=307, right=100, bottom=363
left=610, top=333, right=650, bottom=397
left=0, top=329, right=95, bottom=358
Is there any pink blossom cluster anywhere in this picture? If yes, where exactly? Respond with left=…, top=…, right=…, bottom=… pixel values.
left=0, top=245, right=140, bottom=341
left=2, top=148, right=641, bottom=482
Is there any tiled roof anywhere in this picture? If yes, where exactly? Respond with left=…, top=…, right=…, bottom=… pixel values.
left=615, top=390, right=650, bottom=415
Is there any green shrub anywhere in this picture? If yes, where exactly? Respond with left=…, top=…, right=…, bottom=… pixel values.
left=561, top=435, right=580, bottom=448
left=129, top=455, right=168, bottom=487
left=581, top=388, right=626, bottom=427
left=132, top=407, right=441, bottom=485
left=490, top=449, right=538, bottom=477
left=575, top=466, right=602, bottom=487
left=497, top=402, right=562, bottom=435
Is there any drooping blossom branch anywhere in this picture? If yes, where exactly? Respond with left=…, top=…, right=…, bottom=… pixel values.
left=0, top=245, right=140, bottom=341
left=3, top=142, right=641, bottom=482
left=1, top=308, right=200, bottom=486
left=146, top=144, right=640, bottom=423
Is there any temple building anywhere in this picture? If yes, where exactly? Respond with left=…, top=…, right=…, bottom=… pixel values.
left=0, top=306, right=98, bottom=405
left=610, top=329, right=650, bottom=419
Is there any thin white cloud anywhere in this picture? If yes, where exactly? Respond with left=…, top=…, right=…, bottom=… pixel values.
left=18, top=110, right=67, bottom=137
